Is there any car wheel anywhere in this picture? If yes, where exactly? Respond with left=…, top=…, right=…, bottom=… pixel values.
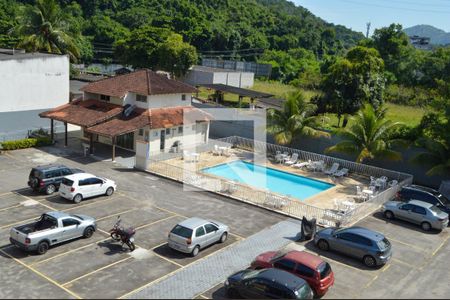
left=45, top=184, right=56, bottom=195
left=363, top=255, right=376, bottom=268
left=73, top=194, right=83, bottom=204
left=83, top=226, right=94, bottom=238
left=105, top=187, right=114, bottom=196
left=191, top=245, right=200, bottom=257
left=219, top=232, right=228, bottom=243
left=37, top=241, right=49, bottom=255
left=421, top=221, right=431, bottom=231
left=317, top=239, right=329, bottom=251
left=384, top=210, right=394, bottom=220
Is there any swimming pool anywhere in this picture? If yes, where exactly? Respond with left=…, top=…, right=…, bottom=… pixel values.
left=202, top=160, right=334, bottom=201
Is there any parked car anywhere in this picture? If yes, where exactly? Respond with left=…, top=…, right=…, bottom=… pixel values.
left=382, top=200, right=449, bottom=231
left=314, top=226, right=392, bottom=268
left=28, top=164, right=84, bottom=195
left=396, top=185, right=450, bottom=215
left=225, top=268, right=314, bottom=299
left=59, top=173, right=116, bottom=203
left=9, top=211, right=96, bottom=255
left=168, top=217, right=228, bottom=257
left=250, top=250, right=334, bottom=297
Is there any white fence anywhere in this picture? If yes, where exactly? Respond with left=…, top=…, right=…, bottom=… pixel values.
left=144, top=136, right=413, bottom=227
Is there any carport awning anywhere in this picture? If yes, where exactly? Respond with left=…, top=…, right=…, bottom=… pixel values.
left=39, top=99, right=123, bottom=127
left=199, top=84, right=273, bottom=98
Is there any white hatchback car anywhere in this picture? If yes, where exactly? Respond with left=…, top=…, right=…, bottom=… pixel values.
left=59, top=173, right=116, bottom=203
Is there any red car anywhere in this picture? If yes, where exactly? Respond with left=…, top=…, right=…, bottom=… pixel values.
left=250, top=250, right=334, bottom=297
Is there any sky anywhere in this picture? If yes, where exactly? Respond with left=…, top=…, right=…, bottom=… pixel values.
left=294, top=0, right=450, bottom=36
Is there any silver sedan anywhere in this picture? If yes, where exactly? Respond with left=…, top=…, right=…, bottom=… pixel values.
left=382, top=200, right=449, bottom=231
left=168, top=217, right=229, bottom=256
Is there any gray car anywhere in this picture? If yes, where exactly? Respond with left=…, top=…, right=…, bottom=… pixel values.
left=314, top=226, right=392, bottom=267
left=382, top=200, right=449, bottom=231
left=168, top=217, right=229, bottom=257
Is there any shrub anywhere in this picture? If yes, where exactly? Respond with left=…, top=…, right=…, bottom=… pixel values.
left=384, top=84, right=431, bottom=107
left=0, top=137, right=52, bottom=150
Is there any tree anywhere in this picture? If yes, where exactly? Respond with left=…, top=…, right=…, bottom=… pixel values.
left=157, top=33, right=198, bottom=78
left=321, top=46, right=385, bottom=126
left=267, top=91, right=329, bottom=145
left=14, top=0, right=80, bottom=60
left=325, top=104, right=405, bottom=163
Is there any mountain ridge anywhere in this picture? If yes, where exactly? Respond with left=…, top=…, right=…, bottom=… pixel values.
left=404, top=25, right=450, bottom=45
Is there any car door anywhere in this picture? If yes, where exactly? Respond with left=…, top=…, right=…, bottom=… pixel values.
left=61, top=217, right=81, bottom=241
left=350, top=234, right=373, bottom=259
left=89, top=177, right=104, bottom=197
left=332, top=232, right=359, bottom=258
left=410, top=205, right=427, bottom=225
left=204, top=223, right=220, bottom=245
left=295, top=263, right=316, bottom=287
left=396, top=203, right=415, bottom=222
left=77, top=178, right=91, bottom=198
left=194, top=226, right=208, bottom=248
left=241, top=279, right=270, bottom=299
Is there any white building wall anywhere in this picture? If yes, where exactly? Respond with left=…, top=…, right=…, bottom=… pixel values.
left=239, top=72, right=254, bottom=88
left=213, top=72, right=228, bottom=85
left=0, top=55, right=69, bottom=112
left=147, top=93, right=191, bottom=109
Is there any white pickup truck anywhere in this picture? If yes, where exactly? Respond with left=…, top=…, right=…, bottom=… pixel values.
left=10, top=211, right=96, bottom=254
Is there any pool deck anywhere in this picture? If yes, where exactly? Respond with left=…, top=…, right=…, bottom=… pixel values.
left=160, top=149, right=370, bottom=210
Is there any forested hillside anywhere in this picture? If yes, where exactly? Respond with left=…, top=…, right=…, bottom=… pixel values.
left=0, top=0, right=364, bottom=63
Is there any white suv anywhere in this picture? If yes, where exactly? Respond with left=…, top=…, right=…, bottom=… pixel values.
left=59, top=173, right=117, bottom=203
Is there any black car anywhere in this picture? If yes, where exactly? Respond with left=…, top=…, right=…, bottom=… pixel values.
left=225, top=268, right=313, bottom=299
left=28, top=165, right=84, bottom=195
left=396, top=185, right=450, bottom=215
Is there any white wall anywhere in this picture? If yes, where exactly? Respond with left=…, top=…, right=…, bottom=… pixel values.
left=147, top=93, right=191, bottom=109
left=0, top=55, right=69, bottom=112
left=240, top=72, right=254, bottom=88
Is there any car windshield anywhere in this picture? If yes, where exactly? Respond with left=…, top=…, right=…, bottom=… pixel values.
left=29, top=170, right=42, bottom=179
left=377, top=238, right=391, bottom=250
left=61, top=178, right=74, bottom=186
left=437, top=194, right=449, bottom=205
left=242, top=269, right=264, bottom=279
left=270, top=251, right=287, bottom=262
left=170, top=225, right=193, bottom=238
left=70, top=214, right=83, bottom=220
left=317, top=262, right=332, bottom=279
left=295, top=284, right=312, bottom=299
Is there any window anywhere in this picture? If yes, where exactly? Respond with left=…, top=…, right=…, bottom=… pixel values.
left=138, top=129, right=144, bottom=136
left=195, top=226, right=206, bottom=237
left=317, top=262, right=332, bottom=279
left=181, top=94, right=186, bottom=101
left=62, top=218, right=80, bottom=227
left=337, top=232, right=357, bottom=243
left=61, top=178, right=74, bottom=187
left=412, top=206, right=427, bottom=215
left=166, top=128, right=171, bottom=135
left=61, top=168, right=72, bottom=176
left=353, top=234, right=373, bottom=246
left=400, top=204, right=414, bottom=211
left=265, top=285, right=287, bottom=298
left=273, top=259, right=296, bottom=272
left=136, top=94, right=147, bottom=102
left=178, top=126, right=183, bottom=134
left=79, top=179, right=90, bottom=186
left=45, top=170, right=62, bottom=178
left=153, top=131, right=159, bottom=137
left=100, top=94, right=110, bottom=101
left=204, top=224, right=218, bottom=233
left=421, top=194, right=439, bottom=205
left=91, top=178, right=104, bottom=185
left=296, top=264, right=315, bottom=278
left=170, top=225, right=192, bottom=239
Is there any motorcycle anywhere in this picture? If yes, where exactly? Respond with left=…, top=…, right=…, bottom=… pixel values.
left=109, top=216, right=136, bottom=251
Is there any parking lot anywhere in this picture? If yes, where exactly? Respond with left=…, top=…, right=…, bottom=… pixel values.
left=0, top=147, right=449, bottom=299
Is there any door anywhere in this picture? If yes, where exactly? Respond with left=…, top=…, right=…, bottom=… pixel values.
left=194, top=226, right=208, bottom=248
left=160, top=130, right=166, bottom=150
left=332, top=232, right=359, bottom=258
left=61, top=217, right=81, bottom=241
left=411, top=205, right=427, bottom=225
left=273, top=258, right=296, bottom=275
left=241, top=279, right=269, bottom=299
left=396, top=203, right=415, bottom=222
left=204, top=223, right=220, bottom=244
left=77, top=178, right=92, bottom=198
left=89, top=177, right=105, bottom=196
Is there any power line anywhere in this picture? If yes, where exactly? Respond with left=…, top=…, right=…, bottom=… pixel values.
left=340, top=0, right=450, bottom=13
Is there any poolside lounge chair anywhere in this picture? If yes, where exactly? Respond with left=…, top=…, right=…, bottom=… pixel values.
left=284, top=153, right=299, bottom=166
left=213, top=145, right=221, bottom=156
left=293, top=160, right=311, bottom=169
left=333, top=168, right=349, bottom=178
left=324, top=163, right=339, bottom=175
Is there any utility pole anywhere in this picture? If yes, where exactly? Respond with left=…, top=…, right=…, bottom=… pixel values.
left=366, top=22, right=371, bottom=38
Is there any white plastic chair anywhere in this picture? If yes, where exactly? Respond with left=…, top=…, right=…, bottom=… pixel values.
left=285, top=153, right=299, bottom=165
left=324, top=163, right=339, bottom=175
left=333, top=168, right=349, bottom=178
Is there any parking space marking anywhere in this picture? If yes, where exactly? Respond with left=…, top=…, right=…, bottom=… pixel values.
left=13, top=192, right=57, bottom=211
left=96, top=208, right=138, bottom=221
left=0, top=191, right=12, bottom=197
left=62, top=196, right=121, bottom=212
left=432, top=235, right=449, bottom=257
left=0, top=216, right=41, bottom=230
left=0, top=248, right=81, bottom=299
left=135, top=214, right=179, bottom=230
left=362, top=263, right=391, bottom=289
left=117, top=192, right=182, bottom=217
left=195, top=293, right=209, bottom=299
left=30, top=237, right=111, bottom=267
left=0, top=203, right=22, bottom=212
left=119, top=238, right=241, bottom=299
left=391, top=258, right=415, bottom=269
left=62, top=256, right=133, bottom=287
left=384, top=236, right=427, bottom=253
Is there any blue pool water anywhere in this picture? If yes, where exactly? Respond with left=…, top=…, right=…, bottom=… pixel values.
left=202, top=160, right=334, bottom=201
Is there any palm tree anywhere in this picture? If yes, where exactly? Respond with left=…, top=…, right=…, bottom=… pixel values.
left=14, top=0, right=79, bottom=60
left=411, top=138, right=450, bottom=176
left=267, top=91, right=329, bottom=145
left=326, top=104, right=405, bottom=163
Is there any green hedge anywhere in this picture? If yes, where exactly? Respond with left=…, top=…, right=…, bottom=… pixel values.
left=0, top=137, right=52, bottom=150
